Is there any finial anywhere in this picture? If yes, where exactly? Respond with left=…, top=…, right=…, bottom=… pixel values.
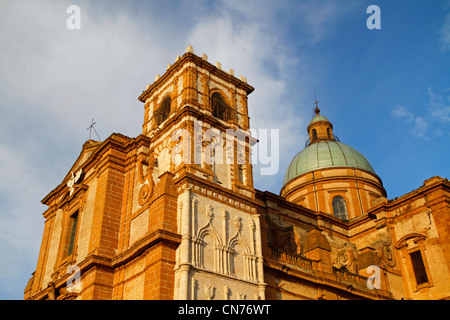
left=314, top=99, right=320, bottom=115
left=313, top=87, right=320, bottom=115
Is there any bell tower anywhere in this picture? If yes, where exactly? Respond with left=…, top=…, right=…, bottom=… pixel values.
left=138, top=45, right=256, bottom=196
left=138, top=46, right=266, bottom=300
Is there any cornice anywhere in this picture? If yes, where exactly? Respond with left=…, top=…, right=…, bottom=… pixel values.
left=367, top=177, right=450, bottom=217
left=281, top=169, right=387, bottom=200
left=138, top=52, right=254, bottom=103
left=174, top=172, right=260, bottom=214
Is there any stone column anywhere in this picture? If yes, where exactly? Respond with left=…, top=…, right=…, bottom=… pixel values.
left=178, top=186, right=191, bottom=299
left=253, top=214, right=266, bottom=299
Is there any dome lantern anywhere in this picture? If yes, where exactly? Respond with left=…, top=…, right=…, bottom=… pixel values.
left=306, top=101, right=336, bottom=146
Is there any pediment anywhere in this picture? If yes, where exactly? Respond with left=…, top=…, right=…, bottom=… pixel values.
left=42, top=140, right=102, bottom=205
left=62, top=140, right=101, bottom=183
left=395, top=233, right=427, bottom=249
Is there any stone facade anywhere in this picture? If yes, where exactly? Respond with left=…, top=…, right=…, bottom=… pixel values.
left=259, top=175, right=450, bottom=300
left=24, top=47, right=450, bottom=300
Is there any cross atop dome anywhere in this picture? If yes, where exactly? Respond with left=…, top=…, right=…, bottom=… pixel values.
left=314, top=99, right=320, bottom=116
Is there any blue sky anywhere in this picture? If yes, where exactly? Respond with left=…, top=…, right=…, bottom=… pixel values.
left=0, top=0, right=449, bottom=299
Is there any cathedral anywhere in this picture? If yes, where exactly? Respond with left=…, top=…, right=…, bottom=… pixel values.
left=24, top=47, right=450, bottom=300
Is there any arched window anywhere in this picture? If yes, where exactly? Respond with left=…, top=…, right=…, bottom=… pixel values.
left=312, top=129, right=318, bottom=141
left=202, top=234, right=214, bottom=270
left=231, top=242, right=245, bottom=277
left=155, top=96, right=171, bottom=125
left=332, top=196, right=348, bottom=220
left=211, top=92, right=228, bottom=121
left=327, top=128, right=331, bottom=139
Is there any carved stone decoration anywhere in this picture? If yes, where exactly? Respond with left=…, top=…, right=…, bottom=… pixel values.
left=58, top=286, right=78, bottom=300
left=47, top=282, right=56, bottom=300
left=205, top=205, right=214, bottom=222
left=46, top=281, right=78, bottom=300
left=238, top=292, right=246, bottom=300
left=138, top=183, right=152, bottom=206
left=248, top=218, right=255, bottom=231
left=224, top=286, right=231, bottom=300
left=228, top=218, right=254, bottom=281
left=395, top=233, right=427, bottom=250
left=372, top=241, right=396, bottom=268
left=378, top=244, right=396, bottom=268
left=67, top=169, right=83, bottom=196
left=324, top=233, right=360, bottom=272
left=137, top=152, right=155, bottom=206
left=372, top=227, right=397, bottom=268
left=194, top=206, right=222, bottom=271
left=218, top=208, right=226, bottom=220
left=234, top=216, right=242, bottom=232
left=138, top=155, right=149, bottom=184
left=205, top=284, right=215, bottom=300
left=336, top=243, right=359, bottom=273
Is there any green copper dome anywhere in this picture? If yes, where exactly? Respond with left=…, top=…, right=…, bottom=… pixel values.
left=283, top=140, right=376, bottom=186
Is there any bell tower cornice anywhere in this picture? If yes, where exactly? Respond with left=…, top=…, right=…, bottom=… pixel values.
left=138, top=47, right=254, bottom=104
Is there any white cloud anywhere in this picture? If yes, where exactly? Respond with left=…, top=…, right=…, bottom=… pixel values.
left=391, top=105, right=429, bottom=138
left=391, top=105, right=430, bottom=138
left=391, top=88, right=450, bottom=139
left=391, top=105, right=415, bottom=122
left=0, top=0, right=360, bottom=298
left=440, top=12, right=450, bottom=51
left=412, top=116, right=429, bottom=138
left=427, top=87, right=450, bottom=122
left=0, top=0, right=181, bottom=299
